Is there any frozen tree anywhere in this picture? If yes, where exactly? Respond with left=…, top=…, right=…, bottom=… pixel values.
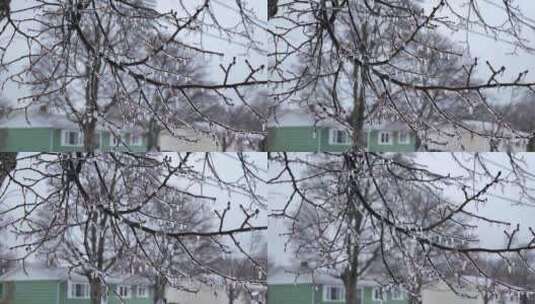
left=1, top=152, right=267, bottom=304
left=380, top=190, right=472, bottom=304
left=115, top=189, right=223, bottom=304
left=284, top=154, right=383, bottom=304
left=499, top=91, right=535, bottom=151
left=206, top=90, right=274, bottom=151
left=214, top=236, right=267, bottom=304
left=269, top=0, right=535, bottom=150
left=1, top=0, right=268, bottom=151
left=270, top=152, right=535, bottom=303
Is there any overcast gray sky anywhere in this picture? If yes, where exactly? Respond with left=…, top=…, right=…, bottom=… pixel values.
left=268, top=153, right=535, bottom=267
left=0, top=152, right=267, bottom=261
left=0, top=0, right=267, bottom=105
left=272, top=0, right=535, bottom=105
left=2, top=1, right=534, bottom=105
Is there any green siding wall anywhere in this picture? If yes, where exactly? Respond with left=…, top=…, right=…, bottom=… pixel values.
left=0, top=128, right=54, bottom=152
left=61, top=282, right=152, bottom=304
left=267, top=127, right=324, bottom=152
left=361, top=287, right=407, bottom=304
left=266, top=127, right=351, bottom=152
left=266, top=127, right=416, bottom=152
left=0, top=280, right=151, bottom=304
left=0, top=128, right=148, bottom=152
left=367, top=130, right=416, bottom=152
left=268, top=284, right=319, bottom=304
left=268, top=284, right=408, bottom=304
left=108, top=284, right=152, bottom=304
left=318, top=128, right=351, bottom=152
left=7, top=280, right=60, bottom=304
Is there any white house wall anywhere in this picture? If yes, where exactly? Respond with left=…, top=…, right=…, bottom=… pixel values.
left=422, top=281, right=519, bottom=304
left=425, top=127, right=527, bottom=152
left=422, top=285, right=480, bottom=304
left=165, top=284, right=237, bottom=304
left=158, top=129, right=220, bottom=152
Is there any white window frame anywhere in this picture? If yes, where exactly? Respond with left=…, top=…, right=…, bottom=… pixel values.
left=116, top=285, right=131, bottom=299
left=61, top=130, right=84, bottom=147
left=391, top=288, right=405, bottom=300
left=137, top=285, right=148, bottom=298
left=329, top=129, right=351, bottom=145
left=398, top=131, right=410, bottom=144
left=68, top=281, right=90, bottom=299
left=111, top=132, right=143, bottom=147
left=131, top=133, right=143, bottom=146
left=378, top=131, right=393, bottom=145
left=372, top=287, right=385, bottom=302
left=323, top=285, right=345, bottom=302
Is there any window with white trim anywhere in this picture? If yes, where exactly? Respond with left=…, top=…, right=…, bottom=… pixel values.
left=378, top=131, right=392, bottom=145
left=398, top=131, right=410, bottom=144
left=391, top=288, right=405, bottom=300
left=68, top=282, right=90, bottom=299
left=112, top=133, right=143, bottom=146
left=62, top=130, right=83, bottom=146
left=372, top=287, right=385, bottom=301
left=117, top=285, right=131, bottom=298
left=323, top=285, right=345, bottom=301
left=131, top=134, right=143, bottom=146
left=137, top=285, right=148, bottom=298
left=329, top=129, right=351, bottom=145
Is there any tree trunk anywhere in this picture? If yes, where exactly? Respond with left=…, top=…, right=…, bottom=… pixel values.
left=267, top=0, right=278, bottom=19
left=83, top=119, right=98, bottom=152
left=147, top=118, right=160, bottom=151
left=527, top=135, right=535, bottom=152
left=489, top=138, right=499, bottom=152
left=341, top=180, right=362, bottom=304
left=0, top=0, right=10, bottom=19
left=221, top=132, right=231, bottom=152
left=351, top=23, right=368, bottom=151
left=83, top=47, right=102, bottom=152
left=228, top=285, right=236, bottom=304
left=408, top=285, right=422, bottom=304
left=351, top=61, right=366, bottom=151
left=153, top=275, right=167, bottom=304
left=89, top=278, right=104, bottom=304
left=342, top=271, right=358, bottom=304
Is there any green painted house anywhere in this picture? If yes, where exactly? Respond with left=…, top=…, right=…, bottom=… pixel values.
left=268, top=270, right=408, bottom=304
left=265, top=109, right=416, bottom=152
left=0, top=263, right=153, bottom=304
left=0, top=109, right=148, bottom=152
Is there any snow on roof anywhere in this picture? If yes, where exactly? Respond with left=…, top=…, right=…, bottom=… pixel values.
left=0, top=108, right=142, bottom=132
left=0, top=109, right=76, bottom=129
left=267, top=108, right=345, bottom=128
left=460, top=275, right=523, bottom=291
left=0, top=263, right=85, bottom=282
left=268, top=268, right=377, bottom=287
left=437, top=120, right=529, bottom=137
left=267, top=108, right=413, bottom=132
left=364, top=120, right=412, bottom=132
left=0, top=263, right=151, bottom=285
